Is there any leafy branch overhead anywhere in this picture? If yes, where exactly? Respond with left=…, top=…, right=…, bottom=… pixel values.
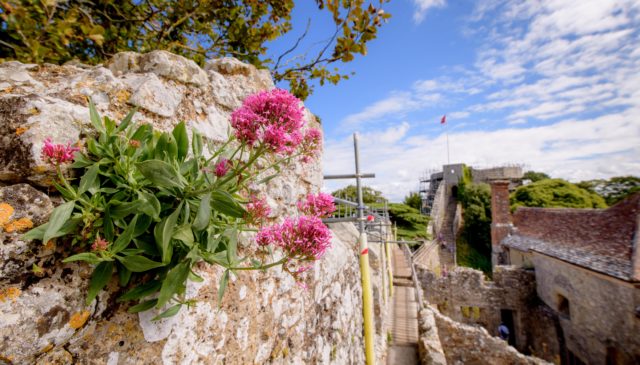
left=0, top=0, right=391, bottom=99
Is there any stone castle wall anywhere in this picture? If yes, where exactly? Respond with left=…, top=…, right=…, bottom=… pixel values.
left=0, top=51, right=387, bottom=364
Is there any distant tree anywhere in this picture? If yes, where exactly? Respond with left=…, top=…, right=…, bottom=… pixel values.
left=403, top=192, right=422, bottom=211
left=577, top=176, right=640, bottom=205
left=383, top=203, right=429, bottom=240
left=511, top=179, right=607, bottom=209
left=456, top=182, right=492, bottom=275
left=331, top=185, right=387, bottom=204
left=0, top=0, right=391, bottom=99
left=523, top=170, right=551, bottom=182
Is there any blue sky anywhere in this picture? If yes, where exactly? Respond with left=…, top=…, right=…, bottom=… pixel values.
left=270, top=0, right=640, bottom=202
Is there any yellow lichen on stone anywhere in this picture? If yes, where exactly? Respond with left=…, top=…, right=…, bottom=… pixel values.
left=33, top=165, right=49, bottom=173
left=0, top=287, right=21, bottom=303
left=15, top=126, right=29, bottom=135
left=4, top=217, right=34, bottom=233
left=28, top=107, right=40, bottom=115
left=0, top=203, right=14, bottom=227
left=69, top=310, right=91, bottom=329
left=114, top=89, right=131, bottom=104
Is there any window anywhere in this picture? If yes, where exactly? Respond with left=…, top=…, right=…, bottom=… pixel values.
left=557, top=293, right=570, bottom=319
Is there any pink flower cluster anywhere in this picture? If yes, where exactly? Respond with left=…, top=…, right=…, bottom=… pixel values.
left=299, top=128, right=322, bottom=163
left=91, top=236, right=109, bottom=251
left=297, top=193, right=336, bottom=218
left=41, top=138, right=80, bottom=166
left=231, top=89, right=305, bottom=155
left=256, top=216, right=331, bottom=261
left=214, top=158, right=231, bottom=177
left=245, top=195, right=271, bottom=226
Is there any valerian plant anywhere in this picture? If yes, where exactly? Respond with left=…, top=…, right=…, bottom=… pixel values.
left=24, top=89, right=333, bottom=319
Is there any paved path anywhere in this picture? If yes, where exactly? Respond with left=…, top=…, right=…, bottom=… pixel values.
left=387, top=245, right=419, bottom=365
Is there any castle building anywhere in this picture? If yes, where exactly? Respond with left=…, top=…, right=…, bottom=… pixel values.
left=491, top=181, right=640, bottom=365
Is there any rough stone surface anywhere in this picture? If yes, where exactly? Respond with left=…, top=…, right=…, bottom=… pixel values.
left=417, top=309, right=447, bottom=365
left=426, top=306, right=550, bottom=365
left=0, top=52, right=387, bottom=364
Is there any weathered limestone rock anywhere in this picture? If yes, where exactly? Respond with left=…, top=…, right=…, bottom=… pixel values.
left=0, top=51, right=385, bottom=364
left=417, top=309, right=447, bottom=365
left=426, top=307, right=550, bottom=365
left=0, top=184, right=54, bottom=284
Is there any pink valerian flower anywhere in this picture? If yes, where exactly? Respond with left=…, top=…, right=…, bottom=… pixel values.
left=256, top=216, right=332, bottom=261
left=41, top=138, right=80, bottom=166
left=297, top=193, right=336, bottom=218
left=214, top=158, right=231, bottom=177
left=91, top=236, right=109, bottom=251
left=299, top=128, right=322, bottom=163
left=230, top=89, right=305, bottom=155
left=245, top=195, right=271, bottom=226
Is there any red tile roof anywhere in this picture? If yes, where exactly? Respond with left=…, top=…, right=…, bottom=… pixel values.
left=503, top=193, right=639, bottom=281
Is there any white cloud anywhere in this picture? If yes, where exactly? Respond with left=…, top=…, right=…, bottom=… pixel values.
left=324, top=113, right=640, bottom=202
left=341, top=92, right=429, bottom=126
left=413, top=0, right=447, bottom=24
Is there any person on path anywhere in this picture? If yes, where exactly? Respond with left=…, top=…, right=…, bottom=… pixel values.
left=498, top=323, right=510, bottom=341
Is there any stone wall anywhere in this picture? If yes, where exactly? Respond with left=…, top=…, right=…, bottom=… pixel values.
left=470, top=166, right=523, bottom=184
left=0, top=51, right=387, bottom=364
left=532, top=252, right=640, bottom=364
left=416, top=265, right=540, bottom=354
left=420, top=306, right=550, bottom=365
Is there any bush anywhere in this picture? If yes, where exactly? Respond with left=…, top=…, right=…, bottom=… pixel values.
left=511, top=179, right=607, bottom=209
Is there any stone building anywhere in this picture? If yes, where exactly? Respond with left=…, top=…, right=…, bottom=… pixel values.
left=491, top=180, right=640, bottom=365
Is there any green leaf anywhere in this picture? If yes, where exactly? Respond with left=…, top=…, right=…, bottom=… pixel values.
left=110, top=200, right=140, bottom=219
left=136, top=160, right=185, bottom=189
left=88, top=99, right=105, bottom=133
left=157, top=260, right=190, bottom=308
left=137, top=190, right=161, bottom=220
left=62, top=252, right=102, bottom=265
left=172, top=121, right=188, bottom=162
left=78, top=164, right=100, bottom=195
left=115, top=107, right=138, bottom=133
left=152, top=304, right=182, bottom=321
left=217, top=269, right=230, bottom=306
left=70, top=153, right=94, bottom=168
left=22, top=223, right=47, bottom=241
left=206, top=230, right=223, bottom=252
left=128, top=299, right=158, bottom=313
left=116, top=255, right=165, bottom=272
left=118, top=265, right=132, bottom=286
left=43, top=201, right=76, bottom=244
left=154, top=203, right=182, bottom=264
left=86, top=261, right=113, bottom=305
left=173, top=224, right=194, bottom=245
left=133, top=214, right=152, bottom=237
left=193, top=193, right=211, bottom=231
left=112, top=215, right=138, bottom=253
left=189, top=270, right=204, bottom=283
left=118, top=280, right=162, bottom=302
left=130, top=123, right=152, bottom=141
left=104, top=208, right=114, bottom=242
left=211, top=191, right=246, bottom=218
left=192, top=130, right=203, bottom=157
left=225, top=230, right=238, bottom=265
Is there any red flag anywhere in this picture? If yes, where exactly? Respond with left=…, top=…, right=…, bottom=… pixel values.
left=440, top=115, right=446, bottom=124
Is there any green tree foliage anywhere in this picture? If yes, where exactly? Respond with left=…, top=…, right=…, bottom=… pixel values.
left=458, top=183, right=491, bottom=262
left=331, top=185, right=387, bottom=204
left=523, top=170, right=551, bottom=182
left=0, top=0, right=390, bottom=99
left=403, top=191, right=422, bottom=211
left=383, top=203, right=428, bottom=241
left=511, top=179, right=607, bottom=209
left=576, top=176, right=640, bottom=205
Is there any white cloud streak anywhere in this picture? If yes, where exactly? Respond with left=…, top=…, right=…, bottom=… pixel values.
left=413, top=0, right=447, bottom=24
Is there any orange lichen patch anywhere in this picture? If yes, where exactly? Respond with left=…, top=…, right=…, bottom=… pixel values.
left=0, top=354, right=14, bottom=363
left=0, top=203, right=14, bottom=227
left=44, top=240, right=56, bottom=250
left=4, top=217, right=34, bottom=233
left=68, top=310, right=91, bottom=329
left=15, top=126, right=29, bottom=136
left=0, top=287, right=22, bottom=303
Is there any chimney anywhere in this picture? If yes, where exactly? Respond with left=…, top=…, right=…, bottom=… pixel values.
left=632, top=213, right=640, bottom=282
left=490, top=180, right=511, bottom=267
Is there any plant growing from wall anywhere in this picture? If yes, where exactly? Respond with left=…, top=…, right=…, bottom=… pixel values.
left=24, top=89, right=332, bottom=319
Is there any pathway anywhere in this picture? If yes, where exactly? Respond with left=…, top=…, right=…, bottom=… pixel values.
left=387, top=245, right=419, bottom=365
